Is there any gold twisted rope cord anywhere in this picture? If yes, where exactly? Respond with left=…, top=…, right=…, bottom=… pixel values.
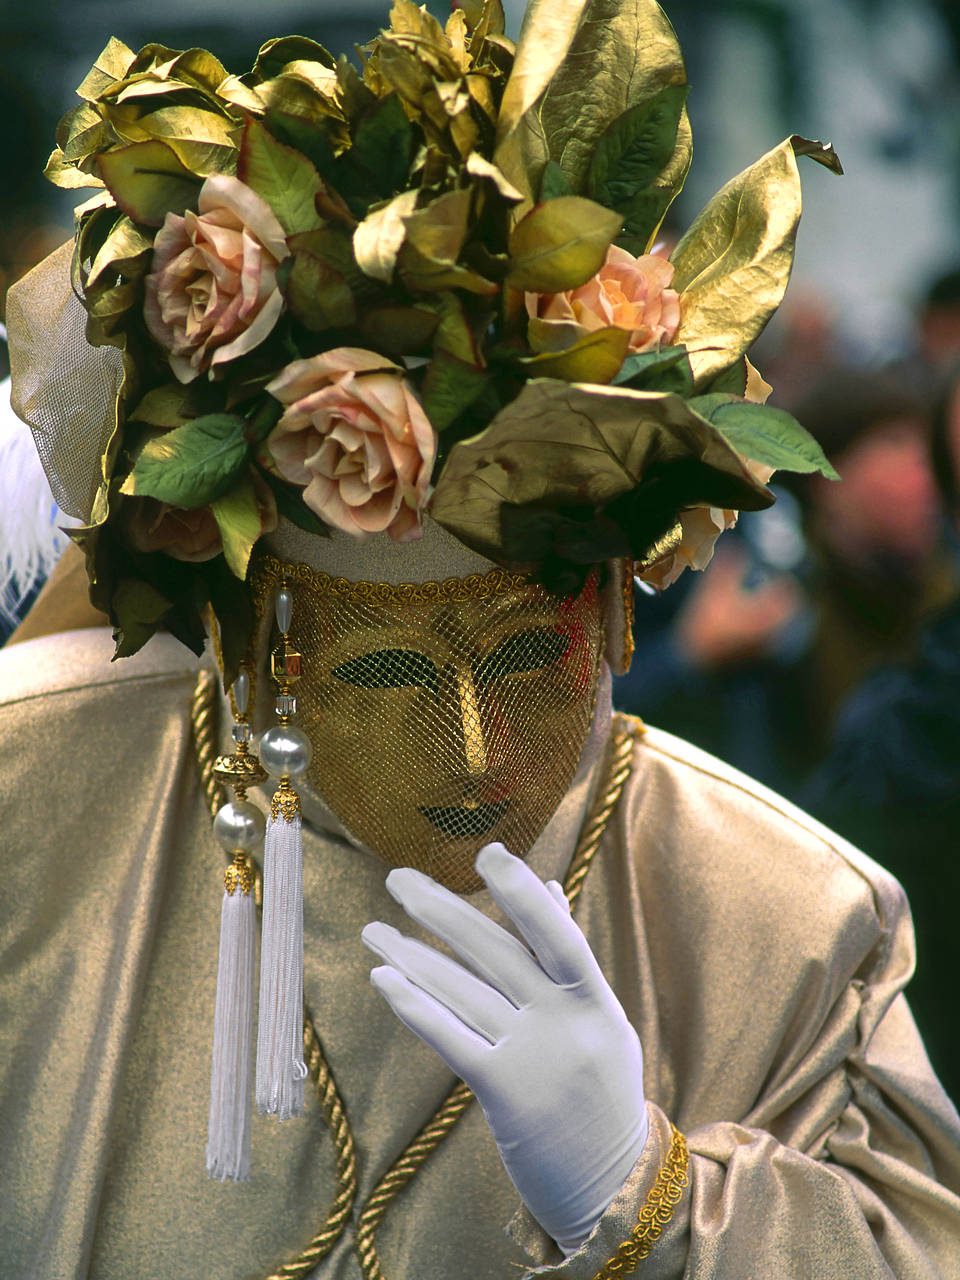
left=191, top=673, right=640, bottom=1279
left=190, top=669, right=359, bottom=1274
left=353, top=715, right=642, bottom=1280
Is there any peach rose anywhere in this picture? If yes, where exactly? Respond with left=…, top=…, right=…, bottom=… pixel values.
left=125, top=498, right=223, bottom=562
left=526, top=245, right=680, bottom=356
left=265, top=348, right=437, bottom=542
left=124, top=473, right=278, bottom=563
left=144, top=174, right=289, bottom=384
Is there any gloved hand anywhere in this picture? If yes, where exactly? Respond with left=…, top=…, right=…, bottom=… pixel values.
left=361, top=842, right=649, bottom=1254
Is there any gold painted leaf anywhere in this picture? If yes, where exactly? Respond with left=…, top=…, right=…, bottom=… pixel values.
left=518, top=327, right=631, bottom=384
left=103, top=103, right=239, bottom=177
left=45, top=147, right=105, bottom=189
left=506, top=196, right=621, bottom=292
left=670, top=136, right=839, bottom=386
left=85, top=216, right=152, bottom=289
left=465, top=152, right=523, bottom=202
left=494, top=0, right=690, bottom=205
left=76, top=37, right=137, bottom=102
left=428, top=378, right=770, bottom=563
left=96, top=139, right=202, bottom=227
left=398, top=188, right=497, bottom=295
left=210, top=477, right=265, bottom=579
left=353, top=188, right=419, bottom=282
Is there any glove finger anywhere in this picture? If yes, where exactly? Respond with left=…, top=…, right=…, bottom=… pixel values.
left=370, top=964, right=491, bottom=1081
left=475, top=843, right=597, bottom=986
left=545, top=880, right=571, bottom=913
left=362, top=921, right=515, bottom=1042
left=385, top=866, right=542, bottom=1005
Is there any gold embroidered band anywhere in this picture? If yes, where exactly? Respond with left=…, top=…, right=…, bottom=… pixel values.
left=591, top=1124, right=690, bottom=1278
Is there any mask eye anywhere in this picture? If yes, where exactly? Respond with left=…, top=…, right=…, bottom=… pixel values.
left=476, top=628, right=569, bottom=684
left=332, top=648, right=439, bottom=695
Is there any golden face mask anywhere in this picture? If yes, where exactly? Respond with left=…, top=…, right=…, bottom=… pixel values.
left=251, top=558, right=604, bottom=891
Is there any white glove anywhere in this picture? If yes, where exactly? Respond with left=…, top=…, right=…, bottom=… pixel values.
left=362, top=842, right=649, bottom=1254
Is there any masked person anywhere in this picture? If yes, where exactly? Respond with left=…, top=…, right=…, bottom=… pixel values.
left=2, top=3, right=959, bottom=1278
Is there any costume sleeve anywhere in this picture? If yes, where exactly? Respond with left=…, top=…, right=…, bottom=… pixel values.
left=508, top=867, right=960, bottom=1278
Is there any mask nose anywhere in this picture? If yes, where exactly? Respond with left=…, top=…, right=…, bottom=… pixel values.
left=454, top=665, right=488, bottom=774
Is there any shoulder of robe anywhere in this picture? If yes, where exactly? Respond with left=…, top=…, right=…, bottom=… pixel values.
left=620, top=718, right=907, bottom=976
left=0, top=626, right=207, bottom=711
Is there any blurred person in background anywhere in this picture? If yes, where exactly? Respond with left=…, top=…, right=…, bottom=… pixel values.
left=615, top=365, right=956, bottom=793
left=803, top=363, right=960, bottom=1102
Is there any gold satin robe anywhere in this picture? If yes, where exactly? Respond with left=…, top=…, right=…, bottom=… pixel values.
left=1, top=627, right=959, bottom=1279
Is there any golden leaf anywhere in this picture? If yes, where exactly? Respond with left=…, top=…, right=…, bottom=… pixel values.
left=76, top=37, right=137, bottom=102
left=466, top=152, right=523, bottom=201
left=45, top=148, right=105, bottom=189
left=494, top=0, right=689, bottom=205
left=211, top=476, right=270, bottom=579
left=85, top=216, right=153, bottom=290
left=353, top=188, right=419, bottom=282
left=670, top=137, right=826, bottom=386
left=518, top=327, right=631, bottom=383
left=103, top=103, right=239, bottom=176
left=428, top=378, right=770, bottom=562
left=506, top=196, right=621, bottom=292
left=398, top=188, right=497, bottom=294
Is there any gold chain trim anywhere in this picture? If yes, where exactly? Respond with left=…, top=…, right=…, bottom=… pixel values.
left=620, top=559, right=636, bottom=673
left=590, top=1125, right=689, bottom=1279
left=191, top=674, right=640, bottom=1280
left=256, top=554, right=533, bottom=608
left=353, top=715, right=641, bottom=1280
left=190, top=669, right=358, bottom=1272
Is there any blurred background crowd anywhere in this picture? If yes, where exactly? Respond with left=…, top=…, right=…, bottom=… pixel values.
left=2, top=0, right=959, bottom=1096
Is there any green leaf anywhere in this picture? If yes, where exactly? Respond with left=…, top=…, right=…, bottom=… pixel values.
left=539, top=159, right=573, bottom=201
left=703, top=358, right=748, bottom=397
left=257, top=466, right=331, bottom=536
left=361, top=305, right=439, bottom=356
left=244, top=395, right=284, bottom=444
left=282, top=242, right=356, bottom=331
left=689, top=395, right=840, bottom=479
left=111, top=576, right=172, bottom=658
left=97, top=139, right=202, bottom=227
left=210, top=478, right=262, bottom=578
left=348, top=93, right=415, bottom=199
left=506, top=196, right=622, bottom=293
left=421, top=351, right=490, bottom=431
left=238, top=116, right=324, bottom=235
left=587, top=84, right=688, bottom=213
left=128, top=384, right=194, bottom=428
left=121, top=413, right=250, bottom=508
left=612, top=345, right=693, bottom=396
left=263, top=109, right=339, bottom=179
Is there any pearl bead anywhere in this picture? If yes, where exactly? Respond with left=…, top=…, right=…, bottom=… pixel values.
left=259, top=724, right=312, bottom=778
left=276, top=587, right=293, bottom=634
left=213, top=799, right=266, bottom=852
left=233, top=669, right=250, bottom=715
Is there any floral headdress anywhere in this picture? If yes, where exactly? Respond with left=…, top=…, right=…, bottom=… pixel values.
left=11, top=0, right=840, bottom=679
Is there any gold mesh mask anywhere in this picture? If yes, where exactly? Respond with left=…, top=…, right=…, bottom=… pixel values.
left=251, top=557, right=604, bottom=891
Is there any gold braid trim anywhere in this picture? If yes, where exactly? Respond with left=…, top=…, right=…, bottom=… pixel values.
left=590, top=1125, right=690, bottom=1278
left=256, top=554, right=533, bottom=608
left=190, top=670, right=358, bottom=1271
left=191, top=669, right=227, bottom=819
left=620, top=559, right=636, bottom=673
left=353, top=714, right=642, bottom=1280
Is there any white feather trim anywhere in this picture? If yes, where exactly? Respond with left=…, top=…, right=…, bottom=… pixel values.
left=0, top=376, right=78, bottom=627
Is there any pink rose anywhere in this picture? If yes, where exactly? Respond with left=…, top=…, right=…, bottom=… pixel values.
left=125, top=498, right=223, bottom=562
left=144, top=174, right=289, bottom=384
left=124, top=473, right=278, bottom=563
left=526, top=245, right=681, bottom=356
left=265, top=348, right=437, bottom=542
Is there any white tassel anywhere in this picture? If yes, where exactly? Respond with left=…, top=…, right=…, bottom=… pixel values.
left=207, top=877, right=256, bottom=1181
left=256, top=799, right=307, bottom=1118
